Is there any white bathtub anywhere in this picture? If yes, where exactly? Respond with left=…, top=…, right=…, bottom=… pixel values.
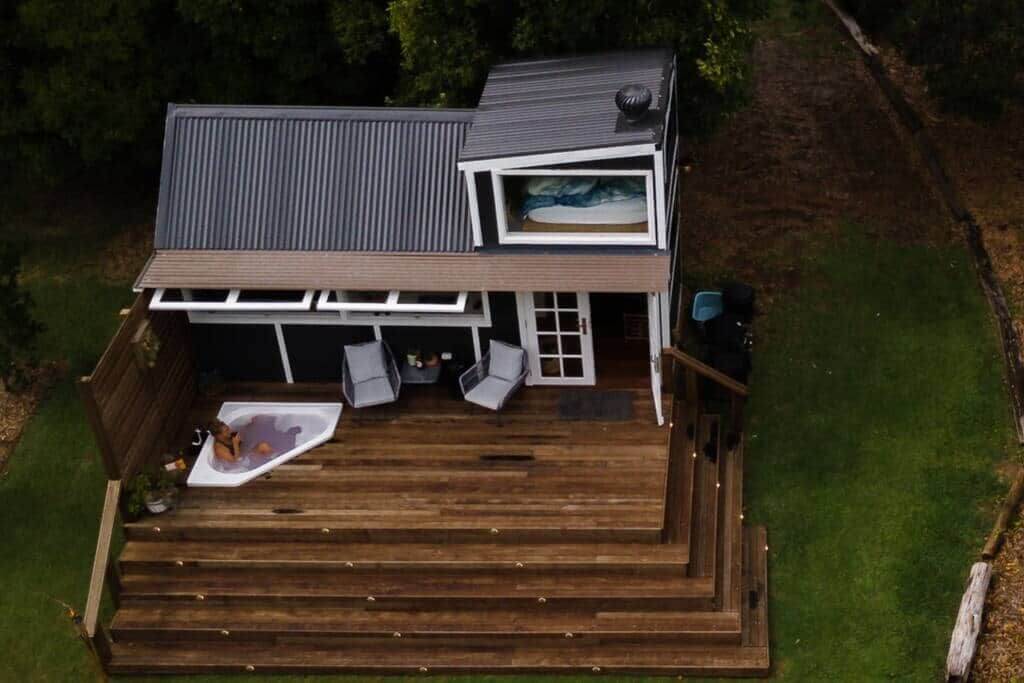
left=187, top=402, right=343, bottom=487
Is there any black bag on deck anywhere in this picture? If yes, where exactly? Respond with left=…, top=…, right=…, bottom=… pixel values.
left=722, top=282, right=755, bottom=322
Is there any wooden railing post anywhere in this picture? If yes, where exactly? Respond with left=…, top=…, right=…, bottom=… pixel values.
left=84, top=480, right=122, bottom=670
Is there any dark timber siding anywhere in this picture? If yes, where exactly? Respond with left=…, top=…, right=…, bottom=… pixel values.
left=284, top=325, right=374, bottom=382
left=192, top=324, right=284, bottom=382
left=381, top=327, right=476, bottom=367
left=480, top=292, right=521, bottom=349
left=475, top=171, right=499, bottom=245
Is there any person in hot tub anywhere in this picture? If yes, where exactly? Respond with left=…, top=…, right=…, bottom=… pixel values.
left=210, top=419, right=273, bottom=463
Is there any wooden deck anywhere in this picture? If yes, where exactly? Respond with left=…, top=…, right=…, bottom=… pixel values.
left=107, top=383, right=770, bottom=676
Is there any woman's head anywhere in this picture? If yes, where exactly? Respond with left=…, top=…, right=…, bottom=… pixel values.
left=209, top=419, right=232, bottom=440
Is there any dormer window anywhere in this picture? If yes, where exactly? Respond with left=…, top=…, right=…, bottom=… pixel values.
left=491, top=169, right=657, bottom=246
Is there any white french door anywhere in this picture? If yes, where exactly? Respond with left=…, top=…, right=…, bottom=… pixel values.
left=517, top=292, right=595, bottom=385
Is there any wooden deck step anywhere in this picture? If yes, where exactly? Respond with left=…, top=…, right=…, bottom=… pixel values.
left=688, top=414, right=722, bottom=580
left=117, top=568, right=717, bottom=609
left=720, top=436, right=745, bottom=612
left=663, top=399, right=698, bottom=547
left=107, top=638, right=770, bottom=676
left=743, top=525, right=770, bottom=651
left=111, top=604, right=742, bottom=644
left=118, top=540, right=689, bottom=574
left=123, top=519, right=665, bottom=544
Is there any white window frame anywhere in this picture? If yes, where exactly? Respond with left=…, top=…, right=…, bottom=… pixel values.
left=187, top=292, right=492, bottom=329
left=150, top=288, right=315, bottom=312
left=491, top=168, right=658, bottom=247
left=316, top=289, right=470, bottom=314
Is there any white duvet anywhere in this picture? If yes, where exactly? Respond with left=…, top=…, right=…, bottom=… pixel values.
left=525, top=196, right=648, bottom=225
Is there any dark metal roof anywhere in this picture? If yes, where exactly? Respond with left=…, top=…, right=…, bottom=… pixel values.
left=155, top=105, right=477, bottom=252
left=459, top=49, right=674, bottom=162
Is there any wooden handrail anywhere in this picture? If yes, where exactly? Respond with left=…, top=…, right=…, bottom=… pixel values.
left=84, top=479, right=121, bottom=661
left=663, top=347, right=750, bottom=397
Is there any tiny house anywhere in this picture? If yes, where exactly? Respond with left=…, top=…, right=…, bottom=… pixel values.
left=78, top=49, right=769, bottom=676
left=135, top=49, right=681, bottom=423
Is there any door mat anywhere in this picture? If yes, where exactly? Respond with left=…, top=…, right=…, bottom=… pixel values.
left=557, top=390, right=634, bottom=421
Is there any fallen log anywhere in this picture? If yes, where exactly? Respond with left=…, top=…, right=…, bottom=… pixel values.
left=945, top=562, right=992, bottom=683
left=982, top=467, right=1024, bottom=559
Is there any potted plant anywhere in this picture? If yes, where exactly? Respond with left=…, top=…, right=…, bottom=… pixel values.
left=406, top=349, right=421, bottom=368
left=126, top=466, right=179, bottom=520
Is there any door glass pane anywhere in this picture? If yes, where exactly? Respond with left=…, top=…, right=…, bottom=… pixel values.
left=556, top=293, right=577, bottom=309
left=533, top=293, right=555, bottom=309
left=540, top=357, right=561, bottom=377
left=558, top=311, right=579, bottom=333
left=535, top=311, right=556, bottom=332
left=537, top=335, right=559, bottom=355
left=561, top=335, right=582, bottom=356
left=563, top=358, right=584, bottom=378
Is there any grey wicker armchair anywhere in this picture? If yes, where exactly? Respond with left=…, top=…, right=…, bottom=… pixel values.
left=460, top=340, right=529, bottom=411
left=342, top=340, right=401, bottom=408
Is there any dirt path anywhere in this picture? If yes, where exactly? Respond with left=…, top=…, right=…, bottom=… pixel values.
left=681, top=11, right=954, bottom=310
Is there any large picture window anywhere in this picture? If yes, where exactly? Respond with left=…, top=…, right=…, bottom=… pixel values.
left=491, top=168, right=657, bottom=246
left=317, top=290, right=470, bottom=314
left=150, top=288, right=315, bottom=311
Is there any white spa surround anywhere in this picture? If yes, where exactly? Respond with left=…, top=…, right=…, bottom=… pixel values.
left=186, top=402, right=343, bottom=488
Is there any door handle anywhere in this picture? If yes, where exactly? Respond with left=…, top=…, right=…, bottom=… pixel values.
left=579, top=318, right=588, bottom=335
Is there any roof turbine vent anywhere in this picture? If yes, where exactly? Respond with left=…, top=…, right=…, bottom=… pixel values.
left=615, top=84, right=653, bottom=123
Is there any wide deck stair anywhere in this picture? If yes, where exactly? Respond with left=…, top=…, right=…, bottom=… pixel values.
left=107, top=389, right=769, bottom=675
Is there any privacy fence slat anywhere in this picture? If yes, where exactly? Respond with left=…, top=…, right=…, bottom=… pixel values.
left=78, top=292, right=197, bottom=481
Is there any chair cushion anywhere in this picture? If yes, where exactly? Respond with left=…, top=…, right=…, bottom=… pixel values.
left=346, top=342, right=386, bottom=384
left=488, top=341, right=524, bottom=382
left=351, top=376, right=396, bottom=408
left=465, top=376, right=516, bottom=411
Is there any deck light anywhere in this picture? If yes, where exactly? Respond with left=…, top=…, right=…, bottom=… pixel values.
left=716, top=482, right=721, bottom=489
left=220, top=630, right=230, bottom=636
left=345, top=561, right=354, bottom=568
left=393, top=632, right=402, bottom=638
left=366, top=596, right=376, bottom=602
left=321, top=527, right=331, bottom=534
left=419, top=667, right=429, bottom=673
left=175, top=560, right=184, bottom=567
left=245, top=665, right=255, bottom=672
left=195, top=594, right=205, bottom=601
left=565, top=632, right=574, bottom=639
left=490, top=527, right=499, bottom=535
left=152, top=526, right=161, bottom=533
left=592, top=666, right=602, bottom=673
left=537, top=597, right=547, bottom=604
left=692, top=452, right=697, bottom=458
left=515, top=562, right=524, bottom=568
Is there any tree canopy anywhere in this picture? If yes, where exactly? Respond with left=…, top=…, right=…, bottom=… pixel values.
left=1, top=0, right=769, bottom=185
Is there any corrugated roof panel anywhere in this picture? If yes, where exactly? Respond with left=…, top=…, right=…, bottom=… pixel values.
left=155, top=106, right=476, bottom=253
left=460, top=49, right=674, bottom=162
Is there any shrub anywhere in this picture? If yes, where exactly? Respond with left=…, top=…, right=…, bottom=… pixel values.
left=0, top=243, right=44, bottom=393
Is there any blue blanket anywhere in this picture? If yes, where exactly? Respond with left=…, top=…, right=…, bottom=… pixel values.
left=521, top=177, right=645, bottom=219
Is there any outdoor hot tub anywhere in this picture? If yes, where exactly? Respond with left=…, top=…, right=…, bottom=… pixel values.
left=187, top=402, right=343, bottom=487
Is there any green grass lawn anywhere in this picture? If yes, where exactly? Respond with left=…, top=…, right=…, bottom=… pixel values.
left=0, top=222, right=1013, bottom=682
left=744, top=230, right=1012, bottom=680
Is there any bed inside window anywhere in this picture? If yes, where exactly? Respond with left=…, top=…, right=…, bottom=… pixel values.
left=493, top=169, right=656, bottom=245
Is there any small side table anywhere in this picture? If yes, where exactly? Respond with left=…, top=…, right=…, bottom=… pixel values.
left=400, top=362, right=443, bottom=385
